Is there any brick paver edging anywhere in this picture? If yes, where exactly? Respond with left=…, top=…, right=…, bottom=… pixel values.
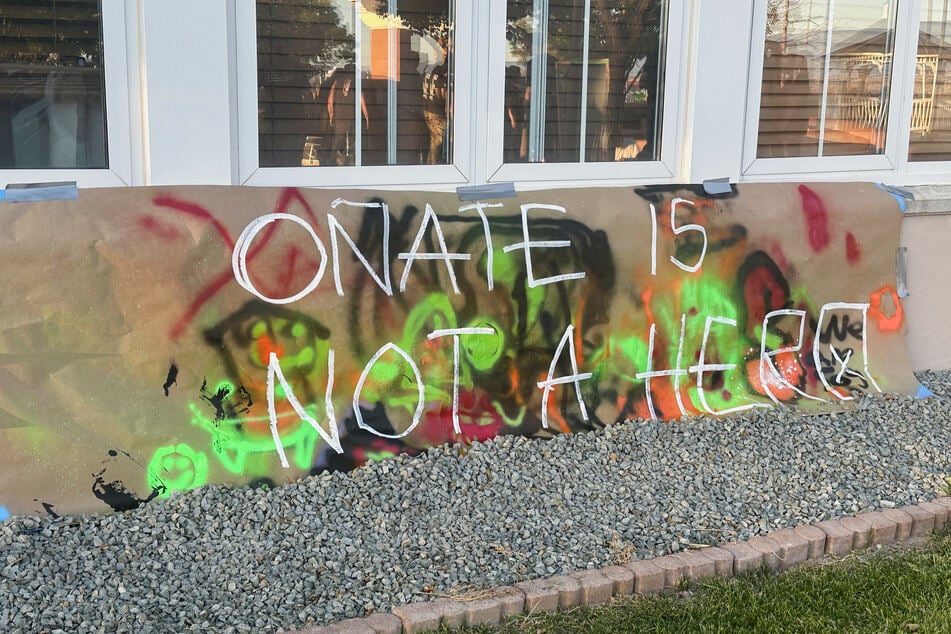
left=294, top=497, right=951, bottom=634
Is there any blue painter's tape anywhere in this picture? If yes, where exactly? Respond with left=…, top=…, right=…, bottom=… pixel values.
left=876, top=183, right=910, bottom=212
left=4, top=181, right=78, bottom=203
left=916, top=383, right=936, bottom=398
left=457, top=183, right=517, bottom=201
left=0, top=506, right=9, bottom=521
left=702, top=177, right=733, bottom=196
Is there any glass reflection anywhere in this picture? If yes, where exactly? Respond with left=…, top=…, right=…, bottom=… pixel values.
left=0, top=0, right=107, bottom=169
left=758, top=0, right=898, bottom=158
left=909, top=0, right=951, bottom=161
left=257, top=0, right=453, bottom=168
left=503, top=0, right=667, bottom=164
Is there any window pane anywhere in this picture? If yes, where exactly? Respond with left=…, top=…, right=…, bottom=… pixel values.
left=0, top=0, right=107, bottom=169
left=908, top=0, right=951, bottom=162
left=504, top=0, right=667, bottom=164
left=758, top=0, right=897, bottom=159
left=256, top=0, right=453, bottom=168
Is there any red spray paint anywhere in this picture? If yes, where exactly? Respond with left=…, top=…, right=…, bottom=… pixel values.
left=845, top=232, right=862, bottom=265
left=798, top=185, right=830, bottom=253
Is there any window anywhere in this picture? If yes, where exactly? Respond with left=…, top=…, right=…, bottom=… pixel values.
left=908, top=0, right=951, bottom=162
left=500, top=0, right=666, bottom=164
left=486, top=0, right=682, bottom=184
left=746, top=0, right=951, bottom=178
left=0, top=0, right=107, bottom=169
left=256, top=0, right=454, bottom=169
left=0, top=0, right=132, bottom=186
left=240, top=0, right=467, bottom=187
left=757, top=0, right=897, bottom=159
left=239, top=0, right=683, bottom=187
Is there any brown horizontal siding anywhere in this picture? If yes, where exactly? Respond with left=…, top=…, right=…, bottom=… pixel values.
left=0, top=0, right=102, bottom=65
left=258, top=36, right=350, bottom=56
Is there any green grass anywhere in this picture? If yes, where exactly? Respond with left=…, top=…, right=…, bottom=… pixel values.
left=448, top=529, right=951, bottom=634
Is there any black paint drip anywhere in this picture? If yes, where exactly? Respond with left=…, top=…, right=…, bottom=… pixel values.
left=33, top=499, right=60, bottom=518
left=91, top=467, right=164, bottom=512
left=200, top=378, right=228, bottom=421
left=199, top=378, right=253, bottom=421
left=91, top=450, right=165, bottom=513
left=163, top=363, right=179, bottom=396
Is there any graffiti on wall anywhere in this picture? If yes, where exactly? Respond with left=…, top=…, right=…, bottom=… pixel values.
left=0, top=184, right=916, bottom=514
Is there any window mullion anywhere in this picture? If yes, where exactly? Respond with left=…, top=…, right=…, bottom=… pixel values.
left=816, top=0, right=836, bottom=157
left=354, top=1, right=363, bottom=166
left=890, top=0, right=924, bottom=173
left=481, top=0, right=507, bottom=182
left=578, top=0, right=592, bottom=163
left=528, top=0, right=549, bottom=162
left=387, top=1, right=398, bottom=164
left=741, top=0, right=769, bottom=175
left=104, top=0, right=136, bottom=184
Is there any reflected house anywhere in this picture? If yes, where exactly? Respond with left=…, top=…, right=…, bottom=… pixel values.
left=758, top=40, right=821, bottom=157
left=828, top=28, right=951, bottom=147
left=823, top=27, right=897, bottom=152
left=4, top=65, right=107, bottom=168
left=256, top=1, right=353, bottom=168
left=347, top=22, right=447, bottom=166
left=759, top=25, right=951, bottom=156
left=365, top=25, right=429, bottom=166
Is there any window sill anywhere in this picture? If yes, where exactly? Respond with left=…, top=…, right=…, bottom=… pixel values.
left=903, top=184, right=951, bottom=215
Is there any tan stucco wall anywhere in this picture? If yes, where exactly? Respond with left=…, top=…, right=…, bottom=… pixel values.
left=902, top=209, right=951, bottom=371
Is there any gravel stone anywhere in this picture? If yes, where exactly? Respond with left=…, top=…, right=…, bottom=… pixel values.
left=1, top=372, right=950, bottom=631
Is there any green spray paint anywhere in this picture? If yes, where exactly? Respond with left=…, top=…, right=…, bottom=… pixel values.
left=146, top=443, right=209, bottom=497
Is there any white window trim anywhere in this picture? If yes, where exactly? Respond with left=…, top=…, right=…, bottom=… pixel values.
left=482, top=0, right=687, bottom=186
left=740, top=0, right=933, bottom=180
left=0, top=0, right=136, bottom=189
left=235, top=1, right=474, bottom=188
left=234, top=0, right=689, bottom=190
left=893, top=0, right=951, bottom=183
left=902, top=160, right=951, bottom=183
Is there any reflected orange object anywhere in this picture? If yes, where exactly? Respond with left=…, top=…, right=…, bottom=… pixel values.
left=370, top=28, right=402, bottom=81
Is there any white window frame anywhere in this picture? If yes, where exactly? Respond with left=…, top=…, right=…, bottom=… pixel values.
left=235, top=0, right=688, bottom=189
left=0, top=0, right=136, bottom=189
left=895, top=0, right=951, bottom=183
left=235, top=1, right=473, bottom=188
left=482, top=0, right=688, bottom=186
left=740, top=0, right=929, bottom=181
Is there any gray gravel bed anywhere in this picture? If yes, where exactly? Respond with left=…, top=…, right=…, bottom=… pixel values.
left=3, top=372, right=951, bottom=633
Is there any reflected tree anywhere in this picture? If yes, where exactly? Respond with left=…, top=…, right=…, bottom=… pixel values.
left=0, top=0, right=104, bottom=66
left=371, top=0, right=452, bottom=39
left=257, top=0, right=355, bottom=166
left=506, top=0, right=664, bottom=161
left=257, top=0, right=353, bottom=80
